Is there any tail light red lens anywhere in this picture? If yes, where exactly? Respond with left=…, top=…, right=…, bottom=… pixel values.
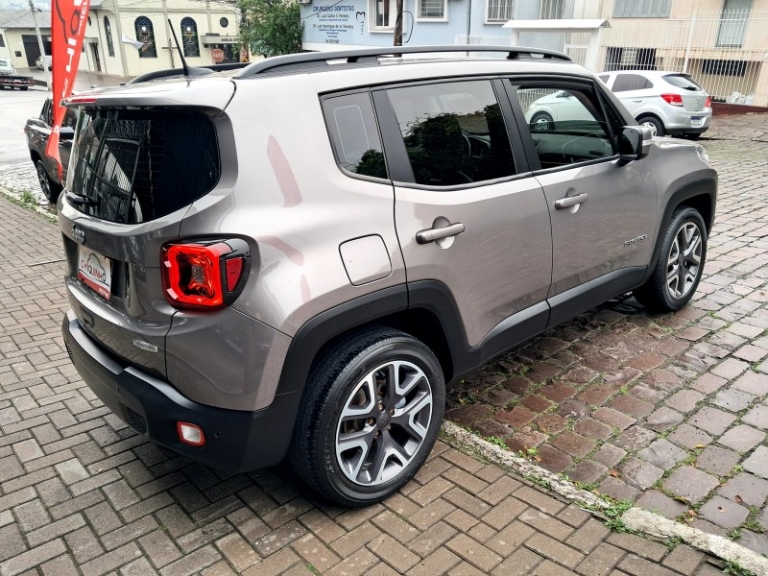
left=162, top=240, right=248, bottom=310
left=705, top=96, right=712, bottom=108
left=661, top=93, right=684, bottom=107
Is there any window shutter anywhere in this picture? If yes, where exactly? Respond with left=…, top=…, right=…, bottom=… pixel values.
left=613, top=0, right=626, bottom=17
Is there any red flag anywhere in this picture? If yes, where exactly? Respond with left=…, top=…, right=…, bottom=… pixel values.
left=45, top=0, right=91, bottom=183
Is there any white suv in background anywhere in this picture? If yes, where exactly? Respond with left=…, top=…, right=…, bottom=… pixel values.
left=598, top=70, right=712, bottom=139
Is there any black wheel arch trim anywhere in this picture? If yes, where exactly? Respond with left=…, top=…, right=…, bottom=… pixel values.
left=643, top=176, right=717, bottom=285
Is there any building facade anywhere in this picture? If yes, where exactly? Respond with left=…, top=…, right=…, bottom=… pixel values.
left=300, top=0, right=768, bottom=105
left=0, top=0, right=243, bottom=79
left=300, top=0, right=594, bottom=51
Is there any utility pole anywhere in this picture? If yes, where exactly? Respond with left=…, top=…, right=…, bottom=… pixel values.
left=28, top=0, right=50, bottom=89
left=393, top=0, right=403, bottom=46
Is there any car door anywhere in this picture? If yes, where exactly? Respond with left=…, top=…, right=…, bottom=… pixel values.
left=611, top=73, right=655, bottom=117
left=509, top=79, right=657, bottom=323
left=375, top=78, right=553, bottom=353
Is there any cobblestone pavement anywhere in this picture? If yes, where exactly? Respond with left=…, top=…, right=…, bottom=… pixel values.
left=446, top=129, right=768, bottom=554
left=0, top=116, right=765, bottom=575
left=704, top=113, right=768, bottom=143
left=0, top=189, right=728, bottom=575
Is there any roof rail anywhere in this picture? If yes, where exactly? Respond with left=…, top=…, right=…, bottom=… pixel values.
left=128, top=62, right=249, bottom=85
left=234, top=45, right=570, bottom=78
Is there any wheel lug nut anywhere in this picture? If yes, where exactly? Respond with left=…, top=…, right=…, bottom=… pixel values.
left=387, top=424, right=392, bottom=430
left=374, top=430, right=380, bottom=437
left=389, top=408, right=394, bottom=415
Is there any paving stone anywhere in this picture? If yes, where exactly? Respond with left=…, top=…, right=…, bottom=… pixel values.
left=568, top=460, right=608, bottom=484
left=743, top=405, right=768, bottom=430
left=668, top=424, right=713, bottom=450
left=635, top=490, right=687, bottom=520
left=597, top=477, right=640, bottom=503
left=717, top=472, right=768, bottom=507
left=613, top=426, right=656, bottom=452
left=644, top=407, right=684, bottom=432
left=637, top=440, right=687, bottom=471
left=661, top=545, right=704, bottom=574
left=712, top=389, right=757, bottom=412
left=718, top=425, right=766, bottom=453
left=663, top=467, right=720, bottom=504
left=551, top=431, right=594, bottom=458
left=665, top=390, right=705, bottom=413
left=699, top=495, right=749, bottom=529
left=445, top=534, right=502, bottom=572
left=743, top=446, right=768, bottom=479
left=696, top=445, right=741, bottom=476
left=689, top=406, right=737, bottom=436
left=592, top=444, right=626, bottom=469
left=593, top=407, right=636, bottom=430
left=618, top=458, right=663, bottom=491
left=575, top=542, right=624, bottom=576
left=732, top=372, right=768, bottom=396
left=535, top=445, right=572, bottom=474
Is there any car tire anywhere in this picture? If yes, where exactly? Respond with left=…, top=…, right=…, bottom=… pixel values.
left=35, top=159, right=61, bottom=203
left=20, top=87, right=28, bottom=91
left=638, top=116, right=665, bottom=138
left=530, top=111, right=555, bottom=132
left=633, top=206, right=707, bottom=314
left=290, top=327, right=445, bottom=507
left=687, top=133, right=702, bottom=140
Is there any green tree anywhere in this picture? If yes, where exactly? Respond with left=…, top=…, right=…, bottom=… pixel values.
left=240, top=0, right=303, bottom=57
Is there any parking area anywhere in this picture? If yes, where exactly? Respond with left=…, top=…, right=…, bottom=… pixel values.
left=0, top=113, right=766, bottom=575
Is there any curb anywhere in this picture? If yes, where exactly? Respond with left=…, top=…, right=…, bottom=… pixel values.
left=0, top=187, right=58, bottom=222
left=441, top=421, right=768, bottom=575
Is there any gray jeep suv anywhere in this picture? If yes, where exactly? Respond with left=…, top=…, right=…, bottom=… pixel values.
left=59, top=45, right=716, bottom=506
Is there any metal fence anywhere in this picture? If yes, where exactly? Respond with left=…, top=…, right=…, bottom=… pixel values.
left=456, top=10, right=768, bottom=106
left=598, top=10, right=768, bottom=106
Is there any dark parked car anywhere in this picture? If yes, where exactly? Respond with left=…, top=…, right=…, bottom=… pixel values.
left=24, top=97, right=77, bottom=202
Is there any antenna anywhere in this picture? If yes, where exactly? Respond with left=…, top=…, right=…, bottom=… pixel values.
left=167, top=19, right=210, bottom=78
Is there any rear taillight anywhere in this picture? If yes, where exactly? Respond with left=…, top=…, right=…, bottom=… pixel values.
left=162, top=240, right=249, bottom=310
left=705, top=96, right=712, bottom=108
left=661, top=93, right=684, bottom=107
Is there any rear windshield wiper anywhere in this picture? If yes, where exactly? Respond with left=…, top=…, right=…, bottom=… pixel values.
left=65, top=191, right=98, bottom=207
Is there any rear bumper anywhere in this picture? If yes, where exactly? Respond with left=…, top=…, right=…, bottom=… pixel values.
left=665, top=109, right=712, bottom=134
left=62, top=310, right=300, bottom=473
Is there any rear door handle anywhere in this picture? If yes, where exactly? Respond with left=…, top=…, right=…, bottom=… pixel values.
left=554, top=194, right=589, bottom=209
left=632, top=99, right=643, bottom=103
left=416, top=222, right=465, bottom=244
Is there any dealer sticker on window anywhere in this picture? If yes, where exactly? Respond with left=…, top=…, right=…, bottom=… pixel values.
left=77, top=246, right=112, bottom=300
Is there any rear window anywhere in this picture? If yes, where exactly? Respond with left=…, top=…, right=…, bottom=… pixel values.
left=66, top=108, right=220, bottom=224
left=663, top=74, right=703, bottom=91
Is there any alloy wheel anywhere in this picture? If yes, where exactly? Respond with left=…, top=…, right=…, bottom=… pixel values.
left=36, top=163, right=50, bottom=200
left=335, top=360, right=433, bottom=486
left=666, top=221, right=702, bottom=300
left=641, top=121, right=658, bottom=138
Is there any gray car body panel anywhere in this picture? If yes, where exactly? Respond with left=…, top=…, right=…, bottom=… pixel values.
left=59, top=53, right=717, bottom=425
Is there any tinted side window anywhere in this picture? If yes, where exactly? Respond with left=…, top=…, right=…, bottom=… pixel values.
left=598, top=75, right=610, bottom=84
left=323, top=92, right=387, bottom=180
left=386, top=81, right=516, bottom=187
left=517, top=87, right=615, bottom=170
left=612, top=74, right=652, bottom=92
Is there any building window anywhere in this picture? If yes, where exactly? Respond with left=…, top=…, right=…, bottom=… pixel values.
left=418, top=0, right=447, bottom=20
left=181, top=17, right=200, bottom=57
left=717, top=0, right=752, bottom=47
left=604, top=47, right=657, bottom=71
left=702, top=59, right=747, bottom=77
left=220, top=17, right=229, bottom=28
left=486, top=0, right=514, bottom=23
left=612, top=0, right=671, bottom=18
left=135, top=16, right=157, bottom=58
left=104, top=17, right=115, bottom=57
left=0, top=34, right=5, bottom=48
left=371, top=0, right=395, bottom=29
left=539, top=0, right=563, bottom=18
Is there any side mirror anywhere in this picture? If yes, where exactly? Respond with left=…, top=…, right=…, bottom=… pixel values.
left=618, top=126, right=652, bottom=164
left=60, top=127, right=75, bottom=141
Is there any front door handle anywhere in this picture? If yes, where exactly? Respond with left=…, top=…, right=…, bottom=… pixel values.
left=416, top=222, right=465, bottom=244
left=554, top=194, right=589, bottom=210
left=632, top=99, right=643, bottom=103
